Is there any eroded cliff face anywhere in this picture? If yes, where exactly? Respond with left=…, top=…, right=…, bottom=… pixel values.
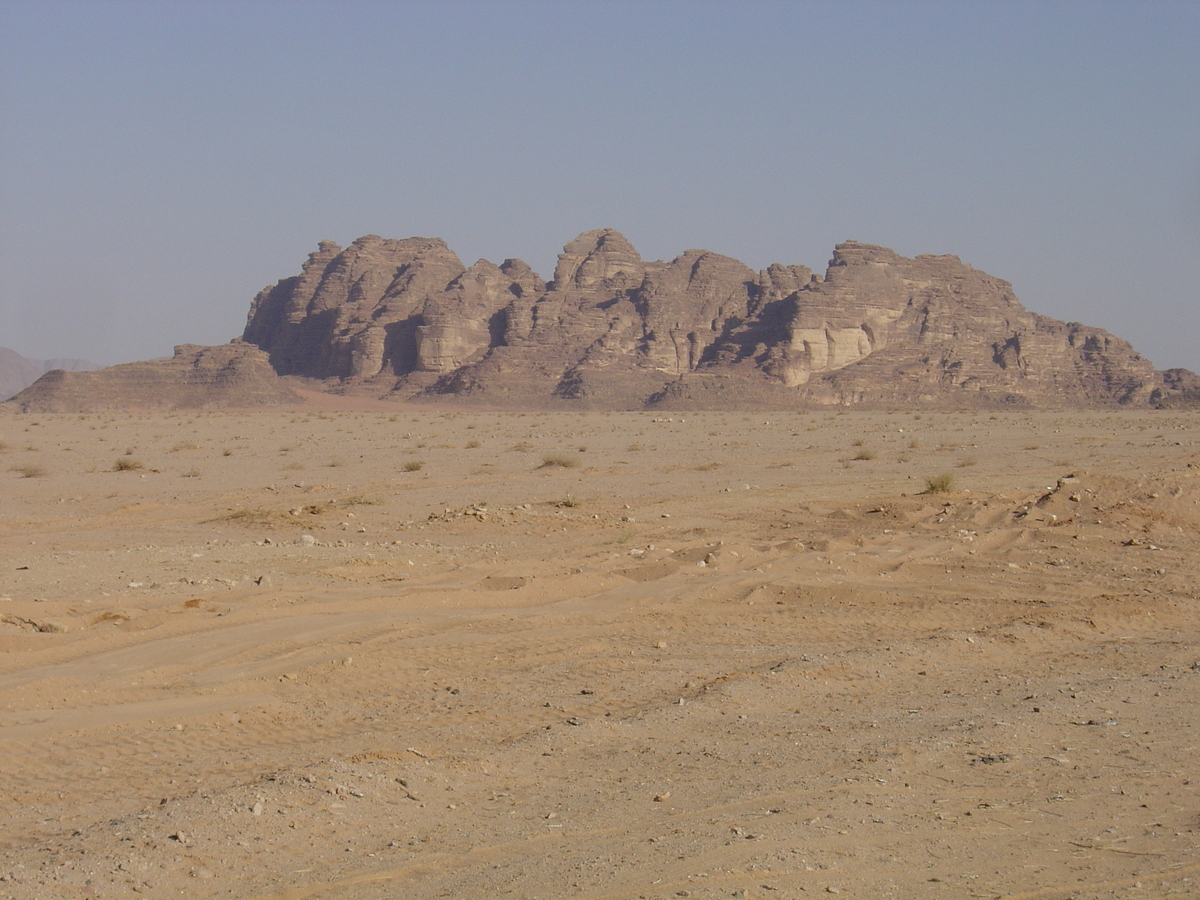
left=244, top=235, right=468, bottom=379
left=232, top=230, right=1173, bottom=408
left=756, top=242, right=1157, bottom=406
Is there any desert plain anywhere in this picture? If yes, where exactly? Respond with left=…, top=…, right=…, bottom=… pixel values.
left=1, top=403, right=1198, bottom=900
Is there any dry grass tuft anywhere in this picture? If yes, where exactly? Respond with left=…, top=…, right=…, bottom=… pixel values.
left=923, top=472, right=956, bottom=494
left=539, top=452, right=580, bottom=469
left=402, top=460, right=425, bottom=472
left=113, top=458, right=144, bottom=472
left=10, top=464, right=46, bottom=478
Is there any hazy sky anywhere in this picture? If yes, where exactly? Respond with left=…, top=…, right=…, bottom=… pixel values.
left=2, top=0, right=1198, bottom=371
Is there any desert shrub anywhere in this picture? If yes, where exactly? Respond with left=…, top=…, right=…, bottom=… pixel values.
left=539, top=452, right=580, bottom=469
left=10, top=464, right=46, bottom=478
left=402, top=460, right=424, bottom=472
left=113, top=458, right=144, bottom=472
left=342, top=494, right=379, bottom=506
left=924, top=472, right=956, bottom=494
left=465, top=439, right=480, bottom=449
left=558, top=493, right=579, bottom=508
left=852, top=449, right=877, bottom=461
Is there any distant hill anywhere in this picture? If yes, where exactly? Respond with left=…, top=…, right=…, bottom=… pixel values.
left=7, top=231, right=1199, bottom=410
left=0, top=347, right=98, bottom=400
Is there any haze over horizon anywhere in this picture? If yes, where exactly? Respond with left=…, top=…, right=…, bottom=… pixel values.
left=2, top=0, right=1198, bottom=372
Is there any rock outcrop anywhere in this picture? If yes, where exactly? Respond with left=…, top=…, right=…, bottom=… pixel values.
left=234, top=230, right=1178, bottom=409
left=1, top=347, right=98, bottom=401
left=9, top=230, right=1197, bottom=411
left=9, top=343, right=298, bottom=412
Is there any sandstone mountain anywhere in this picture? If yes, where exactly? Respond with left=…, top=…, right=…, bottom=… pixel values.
left=0, top=347, right=98, bottom=401
left=238, top=230, right=1180, bottom=409
left=9, top=230, right=1196, bottom=410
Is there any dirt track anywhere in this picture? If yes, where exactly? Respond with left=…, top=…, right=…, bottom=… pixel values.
left=1, top=408, right=1198, bottom=899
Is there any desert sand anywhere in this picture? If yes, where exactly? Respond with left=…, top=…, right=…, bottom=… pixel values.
left=1, top=406, right=1198, bottom=899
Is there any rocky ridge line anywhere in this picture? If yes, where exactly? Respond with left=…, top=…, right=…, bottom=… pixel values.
left=9, top=230, right=1196, bottom=411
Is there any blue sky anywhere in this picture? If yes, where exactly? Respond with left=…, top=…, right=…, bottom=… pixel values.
left=2, top=0, right=1198, bottom=371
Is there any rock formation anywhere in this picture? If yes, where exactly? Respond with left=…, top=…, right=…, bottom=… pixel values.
left=9, top=229, right=1197, bottom=411
left=234, top=230, right=1178, bottom=409
left=1, top=347, right=98, bottom=401
left=8, top=343, right=297, bottom=412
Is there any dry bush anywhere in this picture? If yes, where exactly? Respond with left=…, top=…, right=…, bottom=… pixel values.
left=852, top=449, right=877, bottom=461
left=113, top=458, right=144, bottom=472
left=558, top=493, right=579, bottom=508
left=402, top=460, right=425, bottom=472
left=10, top=464, right=46, bottom=478
left=465, top=440, right=480, bottom=449
left=539, top=451, right=580, bottom=469
left=214, top=507, right=280, bottom=526
left=924, top=472, right=956, bottom=494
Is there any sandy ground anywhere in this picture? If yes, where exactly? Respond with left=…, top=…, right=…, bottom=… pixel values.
left=1, top=406, right=1198, bottom=900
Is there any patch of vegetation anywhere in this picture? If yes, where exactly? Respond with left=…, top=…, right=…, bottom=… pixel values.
left=113, top=458, right=144, bottom=472
left=10, top=464, right=46, bottom=478
left=210, top=507, right=278, bottom=526
left=539, top=451, right=580, bottom=469
left=402, top=460, right=425, bottom=472
left=465, top=439, right=480, bottom=449
left=852, top=449, right=877, bottom=461
left=923, top=472, right=956, bottom=494
left=341, top=494, right=380, bottom=506
left=557, top=493, right=579, bottom=508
